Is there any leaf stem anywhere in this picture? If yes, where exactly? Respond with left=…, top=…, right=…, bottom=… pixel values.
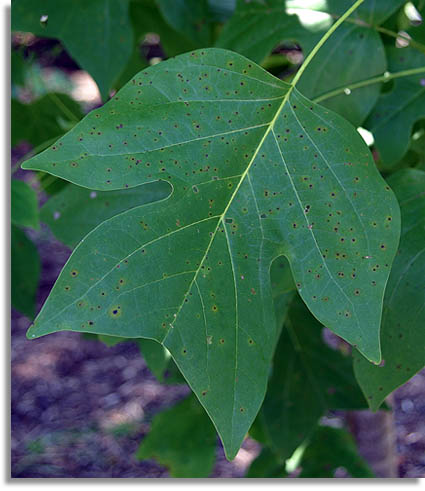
left=313, top=66, right=425, bottom=104
left=291, top=0, right=365, bottom=87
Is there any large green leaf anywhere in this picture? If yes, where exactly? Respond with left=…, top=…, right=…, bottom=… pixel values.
left=11, top=0, right=133, bottom=100
left=136, top=395, right=217, bottom=477
left=40, top=181, right=170, bottom=248
left=11, top=179, right=39, bottom=230
left=11, top=225, right=41, bottom=319
left=12, top=93, right=82, bottom=148
left=298, top=426, right=374, bottom=477
left=354, top=169, right=425, bottom=411
left=22, top=48, right=400, bottom=458
left=260, top=296, right=367, bottom=460
left=365, top=46, right=425, bottom=168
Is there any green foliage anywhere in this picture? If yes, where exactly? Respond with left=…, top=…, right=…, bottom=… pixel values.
left=12, top=0, right=134, bottom=100
left=12, top=225, right=40, bottom=318
left=260, top=297, right=368, bottom=460
left=298, top=426, right=374, bottom=477
left=136, top=395, right=217, bottom=477
left=354, top=169, right=425, bottom=410
left=138, top=338, right=170, bottom=382
left=12, top=93, right=82, bottom=148
left=12, top=0, right=425, bottom=477
left=40, top=181, right=170, bottom=248
left=365, top=46, right=425, bottom=167
left=216, top=0, right=407, bottom=126
left=157, top=0, right=214, bottom=46
left=246, top=447, right=287, bottom=478
left=11, top=180, right=39, bottom=230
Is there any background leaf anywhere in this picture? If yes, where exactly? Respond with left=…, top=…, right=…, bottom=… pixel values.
left=11, top=0, right=133, bottom=100
left=157, top=0, right=213, bottom=47
left=298, top=426, right=374, bottom=477
left=354, top=169, right=425, bottom=411
left=245, top=447, right=287, bottom=478
left=365, top=46, right=425, bottom=168
left=296, top=23, right=386, bottom=127
left=12, top=93, right=82, bottom=148
left=11, top=225, right=41, bottom=319
left=40, top=181, right=170, bottom=248
left=260, top=296, right=367, bottom=460
left=138, top=338, right=171, bottom=382
left=11, top=179, right=39, bottom=230
left=136, top=395, right=217, bottom=477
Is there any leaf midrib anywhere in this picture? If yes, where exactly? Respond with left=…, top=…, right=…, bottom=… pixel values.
left=164, top=84, right=295, bottom=337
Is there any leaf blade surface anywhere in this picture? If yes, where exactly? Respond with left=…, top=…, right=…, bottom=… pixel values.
left=22, top=48, right=400, bottom=457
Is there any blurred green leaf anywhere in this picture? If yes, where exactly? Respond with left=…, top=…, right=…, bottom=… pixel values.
left=12, top=0, right=134, bottom=100
left=12, top=225, right=40, bottom=318
left=136, top=395, right=217, bottom=477
left=138, top=338, right=170, bottom=382
left=260, top=296, right=367, bottom=460
left=11, top=179, right=39, bottom=230
left=298, top=426, right=374, bottom=477
left=365, top=46, right=425, bottom=168
left=246, top=447, right=287, bottom=478
left=40, top=181, right=170, bottom=248
left=12, top=93, right=82, bottom=148
left=98, top=334, right=128, bottom=346
left=354, top=169, right=425, bottom=410
left=157, top=0, right=213, bottom=46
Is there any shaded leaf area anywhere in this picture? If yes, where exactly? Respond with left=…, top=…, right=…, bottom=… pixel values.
left=310, top=0, right=406, bottom=26
left=114, top=0, right=195, bottom=90
left=136, top=394, right=217, bottom=478
left=157, top=0, right=214, bottom=47
left=97, top=334, right=128, bottom=347
left=216, top=0, right=391, bottom=126
left=270, top=256, right=296, bottom=337
left=365, top=46, right=425, bottom=168
left=296, top=23, right=386, bottom=127
left=138, top=338, right=171, bottom=382
left=354, top=169, right=425, bottom=411
left=11, top=180, right=39, bottom=230
left=245, top=447, right=287, bottom=478
left=11, top=225, right=40, bottom=319
left=12, top=93, right=82, bottom=148
left=215, top=0, right=317, bottom=65
left=389, top=122, right=425, bottom=173
left=11, top=0, right=133, bottom=100
left=11, top=50, right=26, bottom=87
left=41, top=181, right=171, bottom=248
left=208, top=0, right=236, bottom=22
left=22, top=49, right=400, bottom=458
left=259, top=296, right=367, bottom=460
left=298, top=426, right=374, bottom=477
